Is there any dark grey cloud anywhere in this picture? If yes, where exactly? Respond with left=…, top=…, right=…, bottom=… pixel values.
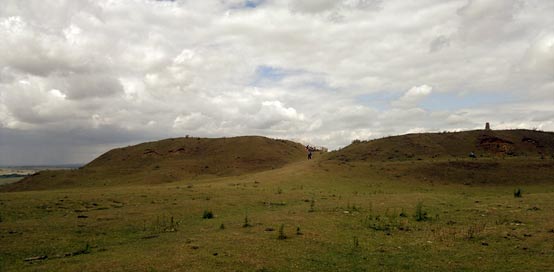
left=62, top=74, right=123, bottom=100
left=429, top=35, right=450, bottom=52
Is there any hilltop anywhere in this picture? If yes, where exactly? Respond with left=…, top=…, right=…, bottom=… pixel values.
left=328, top=129, right=554, bottom=162
left=2, top=136, right=307, bottom=191
left=325, top=129, right=554, bottom=185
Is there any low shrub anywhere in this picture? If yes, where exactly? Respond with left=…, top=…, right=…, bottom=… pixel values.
left=202, top=210, right=214, bottom=219
left=278, top=224, right=287, bottom=240
left=414, top=202, right=429, bottom=221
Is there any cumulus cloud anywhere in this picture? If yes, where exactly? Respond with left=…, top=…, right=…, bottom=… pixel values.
left=391, top=85, right=433, bottom=108
left=456, top=0, right=523, bottom=42
left=0, top=0, right=553, bottom=165
left=58, top=74, right=123, bottom=100
left=289, top=0, right=338, bottom=14
left=173, top=112, right=214, bottom=131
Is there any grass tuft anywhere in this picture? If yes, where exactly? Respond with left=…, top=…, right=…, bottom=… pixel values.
left=353, top=236, right=359, bottom=249
left=415, top=202, right=429, bottom=221
left=202, top=210, right=214, bottom=219
left=308, top=198, right=315, bottom=212
left=278, top=224, right=287, bottom=240
left=243, top=213, right=252, bottom=228
left=466, top=223, right=486, bottom=239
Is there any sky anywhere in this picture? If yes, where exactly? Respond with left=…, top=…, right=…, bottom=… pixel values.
left=0, top=0, right=553, bottom=166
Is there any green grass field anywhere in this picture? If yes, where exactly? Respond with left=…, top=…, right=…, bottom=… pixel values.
left=1, top=131, right=554, bottom=271
left=2, top=157, right=554, bottom=271
left=0, top=178, right=22, bottom=186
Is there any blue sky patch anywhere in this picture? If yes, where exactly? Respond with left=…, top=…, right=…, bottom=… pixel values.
left=244, top=0, right=264, bottom=8
left=255, top=65, right=287, bottom=82
left=228, top=0, right=264, bottom=10
left=250, top=65, right=337, bottom=92
left=251, top=65, right=298, bottom=87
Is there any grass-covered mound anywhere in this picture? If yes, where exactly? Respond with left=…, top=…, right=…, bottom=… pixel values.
left=325, top=129, right=554, bottom=185
left=328, top=129, right=554, bottom=162
left=3, top=136, right=306, bottom=191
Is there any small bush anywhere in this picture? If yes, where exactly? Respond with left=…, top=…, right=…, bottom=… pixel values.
left=243, top=214, right=252, bottom=228
left=83, top=243, right=91, bottom=254
left=278, top=224, right=287, bottom=240
left=202, top=210, right=214, bottom=219
left=219, top=223, right=225, bottom=230
left=352, top=236, right=359, bottom=249
left=346, top=202, right=360, bottom=212
left=399, top=209, right=407, bottom=217
left=149, top=215, right=180, bottom=233
left=514, top=188, right=522, bottom=198
left=466, top=223, right=486, bottom=239
left=308, top=198, right=315, bottom=212
left=71, top=243, right=92, bottom=256
left=414, top=202, right=429, bottom=222
left=365, top=213, right=405, bottom=232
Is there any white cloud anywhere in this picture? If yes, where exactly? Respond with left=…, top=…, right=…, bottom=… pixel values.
left=49, top=89, right=66, bottom=99
left=391, top=85, right=433, bottom=108
left=0, top=0, right=553, bottom=165
left=173, top=112, right=214, bottom=130
left=289, top=0, right=339, bottom=14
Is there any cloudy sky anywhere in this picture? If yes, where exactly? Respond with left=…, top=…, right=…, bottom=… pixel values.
left=0, top=0, right=553, bottom=165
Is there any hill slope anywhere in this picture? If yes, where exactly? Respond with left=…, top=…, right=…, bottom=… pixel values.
left=328, top=129, right=554, bottom=162
left=3, top=136, right=307, bottom=191
left=325, top=129, right=554, bottom=185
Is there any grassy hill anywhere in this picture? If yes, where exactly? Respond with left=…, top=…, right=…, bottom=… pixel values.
left=328, top=129, right=554, bottom=162
left=2, top=136, right=307, bottom=191
left=325, top=129, right=554, bottom=185
left=1, top=130, right=554, bottom=271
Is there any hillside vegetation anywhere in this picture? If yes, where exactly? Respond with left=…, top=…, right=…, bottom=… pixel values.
left=3, top=136, right=306, bottom=191
left=325, top=129, right=554, bottom=185
left=328, top=129, right=554, bottom=162
left=1, top=130, right=554, bottom=271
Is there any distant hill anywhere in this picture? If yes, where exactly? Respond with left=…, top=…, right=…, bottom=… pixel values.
left=3, top=136, right=307, bottom=191
left=5, top=130, right=554, bottom=191
left=328, top=129, right=554, bottom=162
